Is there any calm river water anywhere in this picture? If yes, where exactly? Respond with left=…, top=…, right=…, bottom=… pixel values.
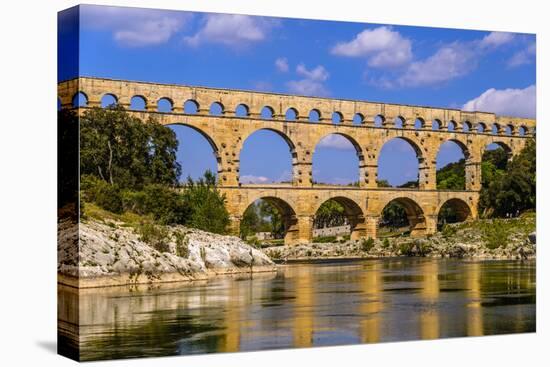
left=58, top=258, right=536, bottom=361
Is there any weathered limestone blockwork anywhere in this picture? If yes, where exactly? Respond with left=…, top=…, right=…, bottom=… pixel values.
left=60, top=77, right=536, bottom=245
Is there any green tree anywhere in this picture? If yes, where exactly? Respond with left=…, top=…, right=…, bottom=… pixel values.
left=80, top=106, right=181, bottom=189
left=381, top=202, right=408, bottom=229
left=436, top=159, right=466, bottom=190
left=314, top=199, right=346, bottom=228
left=181, top=170, right=229, bottom=234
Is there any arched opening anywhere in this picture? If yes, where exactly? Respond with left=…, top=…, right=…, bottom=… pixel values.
left=312, top=133, right=361, bottom=186
left=235, top=104, right=249, bottom=117
left=491, top=123, right=500, bottom=135
left=479, top=141, right=513, bottom=217
left=309, top=109, right=321, bottom=122
left=436, top=140, right=469, bottom=190
left=332, top=111, right=343, bottom=124
left=447, top=121, right=457, bottom=132
left=414, top=118, right=425, bottom=129
left=167, top=124, right=219, bottom=182
left=353, top=113, right=364, bottom=125
left=374, top=115, right=385, bottom=127
left=462, top=121, right=472, bottom=132
left=240, top=197, right=297, bottom=246
left=378, top=197, right=426, bottom=237
left=261, top=106, right=274, bottom=120
left=313, top=197, right=365, bottom=242
left=157, top=98, right=173, bottom=113
left=394, top=116, right=405, bottom=128
left=431, top=119, right=442, bottom=131
left=437, top=198, right=472, bottom=229
left=184, top=99, right=199, bottom=114
left=285, top=107, right=298, bottom=121
left=505, top=124, right=513, bottom=136
left=209, top=102, right=224, bottom=116
left=130, top=95, right=147, bottom=111
left=101, top=93, right=117, bottom=108
left=519, top=126, right=527, bottom=136
left=72, top=92, right=87, bottom=107
left=239, top=129, right=294, bottom=184
left=476, top=122, right=487, bottom=133
left=377, top=137, right=421, bottom=188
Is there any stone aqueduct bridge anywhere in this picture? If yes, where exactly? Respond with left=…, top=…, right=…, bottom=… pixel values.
left=59, top=77, right=536, bottom=245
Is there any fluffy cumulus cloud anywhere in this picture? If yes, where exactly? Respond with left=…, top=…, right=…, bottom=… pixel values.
left=397, top=42, right=476, bottom=87
left=81, top=5, right=190, bottom=47
left=331, top=26, right=412, bottom=68
left=275, top=57, right=289, bottom=72
left=462, top=85, right=535, bottom=118
left=183, top=14, right=275, bottom=48
left=508, top=42, right=536, bottom=68
left=317, top=135, right=355, bottom=150
left=286, top=63, right=330, bottom=96
left=479, top=31, right=515, bottom=49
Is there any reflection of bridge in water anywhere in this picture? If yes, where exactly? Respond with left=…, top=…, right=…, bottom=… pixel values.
left=59, top=77, right=535, bottom=244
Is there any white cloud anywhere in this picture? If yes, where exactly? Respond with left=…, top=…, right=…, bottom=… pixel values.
left=331, top=26, right=412, bottom=68
left=397, top=42, right=475, bottom=87
left=317, top=135, right=354, bottom=150
left=479, top=31, right=515, bottom=49
left=81, top=5, right=189, bottom=47
left=275, top=57, right=289, bottom=72
left=183, top=14, right=275, bottom=48
left=462, top=85, right=535, bottom=118
left=508, top=42, right=536, bottom=67
left=240, top=174, right=271, bottom=184
left=286, top=64, right=330, bottom=96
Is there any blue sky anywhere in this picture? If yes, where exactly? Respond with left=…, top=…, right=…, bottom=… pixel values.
left=59, top=5, right=536, bottom=186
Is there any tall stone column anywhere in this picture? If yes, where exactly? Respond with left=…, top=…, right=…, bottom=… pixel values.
left=350, top=215, right=367, bottom=241
left=465, top=160, right=482, bottom=191
left=419, top=157, right=436, bottom=190
left=286, top=215, right=313, bottom=245
left=365, top=215, right=379, bottom=239
left=293, top=149, right=313, bottom=187
left=362, top=162, right=378, bottom=188
left=424, top=214, right=438, bottom=236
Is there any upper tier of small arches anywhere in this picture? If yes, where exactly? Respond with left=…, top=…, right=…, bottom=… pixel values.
left=59, top=77, right=536, bottom=137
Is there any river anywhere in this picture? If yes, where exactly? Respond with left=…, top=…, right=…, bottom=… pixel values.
left=58, top=258, right=536, bottom=361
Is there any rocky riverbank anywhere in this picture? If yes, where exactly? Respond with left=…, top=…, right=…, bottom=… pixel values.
left=263, top=216, right=536, bottom=261
left=58, top=218, right=275, bottom=288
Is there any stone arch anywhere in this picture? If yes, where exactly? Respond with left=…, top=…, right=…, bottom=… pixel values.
left=476, top=122, right=487, bottom=133
left=313, top=195, right=366, bottom=240
left=168, top=122, right=221, bottom=163
left=285, top=107, right=299, bottom=121
left=130, top=95, right=147, bottom=111
left=210, top=101, right=224, bottom=116
left=431, top=119, right=442, bottom=130
left=394, top=116, right=405, bottom=128
left=101, top=93, right=118, bottom=108
left=238, top=128, right=297, bottom=184
left=487, top=140, right=513, bottom=159
left=505, top=124, right=514, bottom=136
left=353, top=113, right=364, bottom=125
left=377, top=136, right=423, bottom=188
left=261, top=105, right=275, bottom=119
left=312, top=132, right=364, bottom=185
left=184, top=99, right=199, bottom=114
left=72, top=91, right=88, bottom=107
left=157, top=97, right=173, bottom=112
left=378, top=197, right=427, bottom=237
left=519, top=125, right=527, bottom=136
left=309, top=109, right=321, bottom=122
left=414, top=117, right=425, bottom=129
left=491, top=123, right=501, bottom=135
left=235, top=103, right=249, bottom=117
left=332, top=111, right=343, bottom=124
left=462, top=121, right=472, bottom=132
left=374, top=114, right=385, bottom=127
left=437, top=198, right=473, bottom=225
left=447, top=120, right=457, bottom=131
left=240, top=196, right=299, bottom=245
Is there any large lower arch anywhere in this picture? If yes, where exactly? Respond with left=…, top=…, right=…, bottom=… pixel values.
left=377, top=197, right=427, bottom=237
left=167, top=123, right=221, bottom=181
left=377, top=137, right=423, bottom=188
left=239, top=128, right=296, bottom=184
left=437, top=198, right=473, bottom=228
left=239, top=196, right=298, bottom=245
left=312, top=133, right=364, bottom=186
left=313, top=196, right=366, bottom=241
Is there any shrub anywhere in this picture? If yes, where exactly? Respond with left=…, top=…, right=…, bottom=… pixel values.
left=382, top=238, right=391, bottom=248
left=314, top=236, right=337, bottom=243
left=81, top=175, right=123, bottom=214
left=174, top=232, right=189, bottom=258
left=482, top=219, right=510, bottom=249
left=441, top=224, right=457, bottom=239
left=361, top=237, right=375, bottom=252
left=137, top=222, right=170, bottom=253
